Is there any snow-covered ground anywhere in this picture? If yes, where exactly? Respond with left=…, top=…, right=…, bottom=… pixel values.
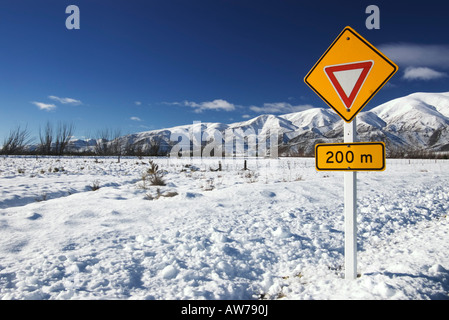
left=0, top=155, right=448, bottom=300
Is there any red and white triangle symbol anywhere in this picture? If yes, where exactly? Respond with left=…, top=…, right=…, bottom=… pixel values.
left=324, top=61, right=374, bottom=110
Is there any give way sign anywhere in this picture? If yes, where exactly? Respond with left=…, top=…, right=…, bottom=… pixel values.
left=304, top=26, right=398, bottom=122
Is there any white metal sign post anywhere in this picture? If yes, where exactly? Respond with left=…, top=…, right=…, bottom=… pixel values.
left=344, top=119, right=357, bottom=280
left=304, top=27, right=397, bottom=280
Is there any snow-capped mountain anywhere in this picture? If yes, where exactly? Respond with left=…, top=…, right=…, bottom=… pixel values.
left=70, top=92, right=449, bottom=157
left=369, top=92, right=449, bottom=152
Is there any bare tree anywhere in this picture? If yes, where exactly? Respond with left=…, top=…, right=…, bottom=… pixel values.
left=110, top=128, right=122, bottom=162
left=95, top=128, right=122, bottom=157
left=148, top=137, right=162, bottom=156
left=110, top=128, right=122, bottom=157
left=38, top=121, right=75, bottom=155
left=95, top=128, right=111, bottom=156
left=54, top=122, right=75, bottom=155
left=39, top=121, right=53, bottom=155
left=1, top=125, right=32, bottom=155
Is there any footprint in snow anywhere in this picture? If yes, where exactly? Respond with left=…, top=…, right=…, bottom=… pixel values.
left=260, top=190, right=276, bottom=198
left=26, top=213, right=42, bottom=220
left=185, top=192, right=203, bottom=199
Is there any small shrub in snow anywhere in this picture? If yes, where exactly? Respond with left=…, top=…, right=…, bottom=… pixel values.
left=145, top=188, right=178, bottom=200
left=243, top=170, right=258, bottom=183
left=89, top=180, right=100, bottom=191
left=146, top=160, right=166, bottom=186
left=35, top=193, right=48, bottom=202
left=148, top=173, right=165, bottom=186
left=201, top=178, right=215, bottom=191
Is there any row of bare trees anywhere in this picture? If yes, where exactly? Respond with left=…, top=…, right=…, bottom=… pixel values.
left=1, top=122, right=75, bottom=156
left=0, top=122, right=75, bottom=155
left=1, top=122, right=166, bottom=157
left=5, top=123, right=446, bottom=159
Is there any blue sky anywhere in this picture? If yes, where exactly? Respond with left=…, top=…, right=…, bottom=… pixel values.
left=1, top=0, right=448, bottom=142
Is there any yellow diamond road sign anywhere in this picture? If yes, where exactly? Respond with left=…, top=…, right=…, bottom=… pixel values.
left=304, top=26, right=398, bottom=122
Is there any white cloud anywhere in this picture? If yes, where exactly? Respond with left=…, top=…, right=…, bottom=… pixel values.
left=130, top=116, right=142, bottom=121
left=250, top=102, right=313, bottom=114
left=378, top=43, right=449, bottom=69
left=378, top=43, right=449, bottom=82
left=165, top=99, right=236, bottom=113
left=48, top=95, right=82, bottom=105
left=161, top=101, right=181, bottom=106
left=403, top=67, right=448, bottom=81
left=135, top=101, right=142, bottom=106
left=162, top=99, right=314, bottom=115
left=186, top=99, right=236, bottom=113
left=31, top=101, right=57, bottom=111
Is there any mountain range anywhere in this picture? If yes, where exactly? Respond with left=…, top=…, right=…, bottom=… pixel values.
left=70, top=92, right=449, bottom=157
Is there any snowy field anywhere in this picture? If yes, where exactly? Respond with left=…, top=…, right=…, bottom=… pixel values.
left=0, top=155, right=448, bottom=300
